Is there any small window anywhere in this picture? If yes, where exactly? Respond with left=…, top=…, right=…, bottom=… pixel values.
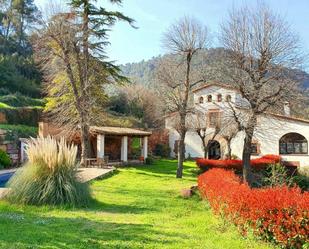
left=199, top=96, right=204, bottom=104
left=208, top=112, right=221, bottom=128
left=226, top=95, right=232, bottom=102
left=207, top=95, right=212, bottom=102
left=217, top=94, right=222, bottom=102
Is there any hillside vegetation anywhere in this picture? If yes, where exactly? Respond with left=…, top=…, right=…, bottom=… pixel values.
left=121, top=48, right=309, bottom=89
left=0, top=0, right=43, bottom=131
left=120, top=48, right=309, bottom=119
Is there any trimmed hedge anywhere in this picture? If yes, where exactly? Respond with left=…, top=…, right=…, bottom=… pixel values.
left=0, top=124, right=38, bottom=141
left=198, top=168, right=309, bottom=248
left=0, top=107, right=41, bottom=126
left=196, top=154, right=282, bottom=171
left=0, top=94, right=45, bottom=107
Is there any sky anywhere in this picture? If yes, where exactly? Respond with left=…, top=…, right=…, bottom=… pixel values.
left=34, top=0, right=309, bottom=66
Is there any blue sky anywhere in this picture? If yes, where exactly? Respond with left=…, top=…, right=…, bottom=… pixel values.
left=35, top=0, right=309, bottom=66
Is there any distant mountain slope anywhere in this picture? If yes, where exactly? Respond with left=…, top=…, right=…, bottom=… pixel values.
left=120, top=48, right=309, bottom=90
left=120, top=47, right=309, bottom=119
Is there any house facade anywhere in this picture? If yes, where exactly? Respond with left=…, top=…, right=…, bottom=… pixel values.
left=165, top=83, right=309, bottom=169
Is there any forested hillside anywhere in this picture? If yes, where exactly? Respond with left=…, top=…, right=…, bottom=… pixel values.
left=120, top=48, right=309, bottom=119
left=121, top=48, right=309, bottom=89
left=0, top=0, right=43, bottom=133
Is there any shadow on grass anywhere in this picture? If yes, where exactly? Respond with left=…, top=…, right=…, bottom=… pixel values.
left=0, top=212, right=183, bottom=249
left=126, top=159, right=199, bottom=179
left=80, top=198, right=156, bottom=214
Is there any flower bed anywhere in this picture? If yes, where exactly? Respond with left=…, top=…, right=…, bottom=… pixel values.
left=196, top=154, right=282, bottom=171
left=198, top=168, right=309, bottom=248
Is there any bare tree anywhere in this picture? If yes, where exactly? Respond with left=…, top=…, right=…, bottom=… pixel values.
left=220, top=3, right=303, bottom=184
left=118, top=83, right=163, bottom=128
left=157, top=17, right=209, bottom=178
left=187, top=110, right=220, bottom=158
left=219, top=112, right=239, bottom=159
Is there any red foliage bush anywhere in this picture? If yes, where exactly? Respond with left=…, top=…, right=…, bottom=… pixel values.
left=148, top=129, right=169, bottom=153
left=196, top=154, right=282, bottom=171
left=198, top=168, right=309, bottom=248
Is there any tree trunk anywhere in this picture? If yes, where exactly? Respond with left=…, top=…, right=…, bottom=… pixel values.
left=227, top=140, right=232, bottom=159
left=80, top=121, right=91, bottom=166
left=176, top=53, right=191, bottom=178
left=204, top=148, right=208, bottom=159
left=203, top=141, right=208, bottom=159
left=18, top=2, right=25, bottom=48
left=82, top=0, right=89, bottom=91
left=5, top=0, right=12, bottom=41
left=79, top=0, right=91, bottom=167
left=242, top=116, right=256, bottom=185
left=177, top=112, right=186, bottom=178
left=177, top=129, right=186, bottom=178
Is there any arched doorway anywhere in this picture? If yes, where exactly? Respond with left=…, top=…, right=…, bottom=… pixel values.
left=279, top=133, right=308, bottom=155
left=208, top=140, right=221, bottom=159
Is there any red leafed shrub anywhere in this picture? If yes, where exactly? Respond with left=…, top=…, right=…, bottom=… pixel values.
left=198, top=168, right=309, bottom=248
left=196, top=154, right=282, bottom=171
left=196, top=158, right=242, bottom=170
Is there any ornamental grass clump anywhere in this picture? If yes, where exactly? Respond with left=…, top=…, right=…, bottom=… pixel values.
left=7, top=136, right=90, bottom=206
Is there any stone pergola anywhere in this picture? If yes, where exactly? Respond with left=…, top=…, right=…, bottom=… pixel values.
left=90, top=126, right=152, bottom=162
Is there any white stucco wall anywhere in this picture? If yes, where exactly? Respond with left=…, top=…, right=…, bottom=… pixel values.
left=168, top=129, right=205, bottom=158
left=194, top=85, right=237, bottom=111
left=166, top=84, right=309, bottom=169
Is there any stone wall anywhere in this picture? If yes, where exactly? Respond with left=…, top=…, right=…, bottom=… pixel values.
left=0, top=129, right=20, bottom=165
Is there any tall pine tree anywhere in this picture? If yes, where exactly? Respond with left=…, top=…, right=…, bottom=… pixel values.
left=35, top=0, right=134, bottom=165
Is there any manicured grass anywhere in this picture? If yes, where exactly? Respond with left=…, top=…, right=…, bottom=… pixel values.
left=0, top=160, right=276, bottom=249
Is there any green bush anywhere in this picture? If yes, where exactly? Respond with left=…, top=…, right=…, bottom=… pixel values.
left=293, top=174, right=309, bottom=191
left=7, top=137, right=91, bottom=206
left=293, top=168, right=309, bottom=191
left=0, top=107, right=42, bottom=126
left=154, top=143, right=171, bottom=158
left=0, top=54, right=41, bottom=97
left=0, top=124, right=38, bottom=141
left=130, top=137, right=141, bottom=159
left=145, top=157, right=154, bottom=165
left=262, top=163, right=293, bottom=187
left=0, top=149, right=11, bottom=169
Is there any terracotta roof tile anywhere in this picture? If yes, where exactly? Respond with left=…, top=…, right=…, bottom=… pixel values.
left=90, top=126, right=152, bottom=136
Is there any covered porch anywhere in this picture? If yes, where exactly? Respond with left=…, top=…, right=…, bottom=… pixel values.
left=90, top=126, right=152, bottom=166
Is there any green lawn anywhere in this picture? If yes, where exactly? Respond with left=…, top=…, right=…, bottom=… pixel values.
left=0, top=160, right=276, bottom=249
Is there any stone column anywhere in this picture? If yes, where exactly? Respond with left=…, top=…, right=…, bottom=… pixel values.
left=140, top=137, right=144, bottom=157
left=20, top=141, right=27, bottom=162
left=121, top=136, right=128, bottom=162
left=143, top=136, right=148, bottom=159
left=97, top=134, right=105, bottom=159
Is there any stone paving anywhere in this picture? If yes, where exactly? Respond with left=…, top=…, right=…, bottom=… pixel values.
left=76, top=167, right=115, bottom=183
left=0, top=166, right=115, bottom=199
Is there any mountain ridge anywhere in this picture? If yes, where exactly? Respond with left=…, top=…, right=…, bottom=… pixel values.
left=120, top=48, right=309, bottom=89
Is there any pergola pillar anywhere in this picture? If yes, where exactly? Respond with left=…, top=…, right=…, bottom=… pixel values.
left=121, top=136, right=128, bottom=162
left=143, top=136, right=148, bottom=159
left=97, top=134, right=105, bottom=159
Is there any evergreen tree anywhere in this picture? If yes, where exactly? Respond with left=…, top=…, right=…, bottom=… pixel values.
left=35, top=0, right=134, bottom=165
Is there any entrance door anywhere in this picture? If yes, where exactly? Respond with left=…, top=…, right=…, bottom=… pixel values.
left=208, top=140, right=221, bottom=159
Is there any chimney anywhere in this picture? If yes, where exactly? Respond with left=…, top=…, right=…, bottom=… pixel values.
left=283, top=102, right=290, bottom=116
